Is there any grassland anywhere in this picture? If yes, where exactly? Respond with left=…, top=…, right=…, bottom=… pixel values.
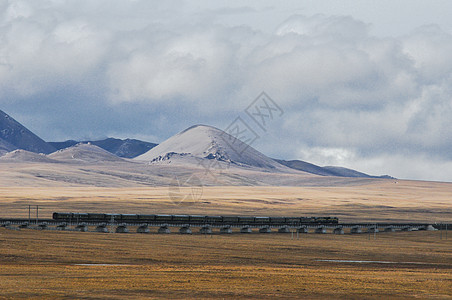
left=1, top=177, right=451, bottom=298
left=0, top=227, right=451, bottom=299
left=1, top=179, right=452, bottom=222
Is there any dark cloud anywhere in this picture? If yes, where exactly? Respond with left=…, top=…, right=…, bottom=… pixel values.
left=1, top=1, right=452, bottom=181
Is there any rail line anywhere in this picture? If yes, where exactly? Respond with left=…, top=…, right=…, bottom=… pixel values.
left=1, top=217, right=449, bottom=234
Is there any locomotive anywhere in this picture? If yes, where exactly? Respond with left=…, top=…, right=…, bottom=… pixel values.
left=52, top=212, right=338, bottom=225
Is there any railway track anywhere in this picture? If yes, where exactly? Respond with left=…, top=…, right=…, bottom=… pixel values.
left=1, top=217, right=450, bottom=234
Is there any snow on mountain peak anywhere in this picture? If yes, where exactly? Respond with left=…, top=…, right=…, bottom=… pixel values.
left=135, top=124, right=287, bottom=171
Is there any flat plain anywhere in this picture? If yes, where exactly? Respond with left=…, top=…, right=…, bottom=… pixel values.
left=1, top=178, right=452, bottom=222
left=0, top=228, right=451, bottom=299
left=1, top=177, right=452, bottom=299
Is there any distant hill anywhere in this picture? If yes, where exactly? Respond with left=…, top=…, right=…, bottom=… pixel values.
left=275, top=159, right=394, bottom=179
left=0, top=149, right=58, bottom=163
left=49, top=138, right=157, bottom=158
left=48, top=143, right=125, bottom=163
left=0, top=110, right=56, bottom=154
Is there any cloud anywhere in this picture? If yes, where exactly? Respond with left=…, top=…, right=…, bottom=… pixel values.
left=1, top=1, right=452, bottom=181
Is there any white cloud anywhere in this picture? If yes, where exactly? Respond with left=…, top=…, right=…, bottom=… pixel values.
left=1, top=1, right=452, bottom=181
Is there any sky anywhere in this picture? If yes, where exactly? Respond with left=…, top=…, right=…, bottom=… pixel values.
left=1, top=0, right=452, bottom=182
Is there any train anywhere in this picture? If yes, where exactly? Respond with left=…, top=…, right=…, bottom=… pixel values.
left=52, top=212, right=338, bottom=225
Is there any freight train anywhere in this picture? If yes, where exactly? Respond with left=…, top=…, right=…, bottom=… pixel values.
left=52, top=212, right=338, bottom=225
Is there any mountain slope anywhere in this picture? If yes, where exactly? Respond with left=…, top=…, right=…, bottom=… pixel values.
left=276, top=159, right=394, bottom=179
left=49, top=138, right=157, bottom=158
left=89, top=138, right=157, bottom=158
left=0, top=138, right=17, bottom=156
left=0, top=149, right=58, bottom=163
left=135, top=124, right=292, bottom=171
left=48, top=143, right=125, bottom=163
left=0, top=110, right=56, bottom=154
left=48, top=140, right=78, bottom=150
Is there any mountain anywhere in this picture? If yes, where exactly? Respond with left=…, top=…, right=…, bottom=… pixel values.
left=48, top=140, right=78, bottom=150
left=0, top=138, right=17, bottom=156
left=48, top=143, right=125, bottom=163
left=49, top=138, right=157, bottom=158
left=276, top=159, right=394, bottom=179
left=135, top=124, right=292, bottom=171
left=0, top=149, right=58, bottom=163
left=0, top=110, right=56, bottom=154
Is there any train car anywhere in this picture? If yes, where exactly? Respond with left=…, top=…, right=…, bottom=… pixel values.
left=74, top=213, right=89, bottom=220
left=189, top=215, right=206, bottom=223
left=238, top=216, right=255, bottom=224
left=254, top=217, right=270, bottom=224
left=285, top=217, right=301, bottom=224
left=222, top=216, right=239, bottom=224
left=53, top=212, right=71, bottom=220
left=172, top=215, right=190, bottom=223
left=154, top=215, right=172, bottom=222
left=87, top=213, right=107, bottom=221
left=120, top=214, right=139, bottom=221
left=326, top=217, right=339, bottom=224
left=138, top=214, right=156, bottom=222
left=269, top=217, right=286, bottom=224
left=300, top=217, right=315, bottom=224
left=205, top=216, right=222, bottom=224
left=104, top=214, right=121, bottom=222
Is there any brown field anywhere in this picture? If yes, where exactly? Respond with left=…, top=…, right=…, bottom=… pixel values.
left=1, top=179, right=452, bottom=222
left=0, top=227, right=451, bottom=299
left=1, top=179, right=451, bottom=299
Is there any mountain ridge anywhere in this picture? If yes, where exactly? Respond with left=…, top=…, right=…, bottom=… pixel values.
left=275, top=159, right=393, bottom=179
left=0, top=110, right=56, bottom=154
left=49, top=138, right=157, bottom=158
left=0, top=109, right=393, bottom=179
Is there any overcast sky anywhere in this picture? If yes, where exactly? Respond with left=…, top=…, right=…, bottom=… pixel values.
left=1, top=0, right=452, bottom=182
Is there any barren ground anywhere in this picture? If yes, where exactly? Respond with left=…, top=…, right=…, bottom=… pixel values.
left=1, top=178, right=451, bottom=299
left=1, top=179, right=451, bottom=222
left=0, top=228, right=451, bottom=299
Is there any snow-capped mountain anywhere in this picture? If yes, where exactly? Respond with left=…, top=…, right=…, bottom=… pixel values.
left=0, top=110, right=56, bottom=154
left=135, top=124, right=292, bottom=171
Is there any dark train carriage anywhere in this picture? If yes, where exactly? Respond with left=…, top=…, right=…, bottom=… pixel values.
left=138, top=214, right=156, bottom=222
left=285, top=217, right=301, bottom=224
left=74, top=213, right=89, bottom=220
left=120, top=214, right=139, bottom=221
left=173, top=215, right=190, bottom=223
left=238, top=216, right=255, bottom=224
left=254, top=217, right=270, bottom=224
left=53, top=212, right=71, bottom=220
left=155, top=214, right=172, bottom=222
left=104, top=214, right=120, bottom=221
left=300, top=217, right=315, bottom=224
left=269, top=217, right=286, bottom=224
left=326, top=217, right=339, bottom=224
left=87, top=213, right=107, bottom=221
left=189, top=215, right=206, bottom=223
left=222, top=216, right=239, bottom=224
left=205, top=216, right=222, bottom=224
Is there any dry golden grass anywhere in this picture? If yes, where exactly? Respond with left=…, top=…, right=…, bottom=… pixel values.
left=0, top=228, right=451, bottom=299
left=1, top=179, right=451, bottom=298
left=1, top=179, right=452, bottom=222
